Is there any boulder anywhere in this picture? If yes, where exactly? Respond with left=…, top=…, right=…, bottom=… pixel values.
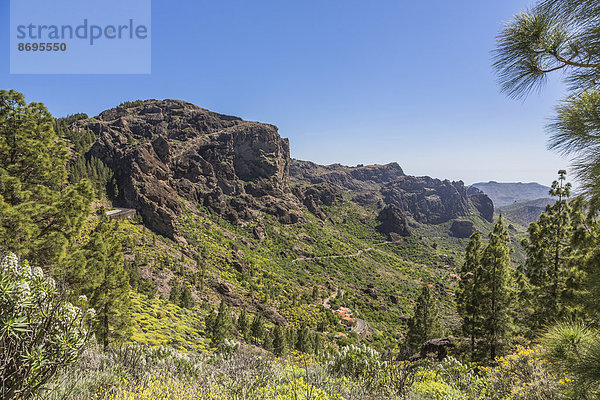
left=450, top=220, right=475, bottom=238
left=377, top=204, right=410, bottom=237
left=419, top=337, right=455, bottom=360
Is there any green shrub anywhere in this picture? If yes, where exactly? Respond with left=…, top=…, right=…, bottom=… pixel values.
left=435, top=357, right=488, bottom=398
left=327, top=344, right=384, bottom=379
left=118, top=100, right=144, bottom=108
left=254, top=377, right=343, bottom=400
left=0, top=253, right=91, bottom=399
left=410, top=378, right=464, bottom=400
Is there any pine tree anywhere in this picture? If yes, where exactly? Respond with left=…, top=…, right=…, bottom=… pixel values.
left=82, top=214, right=132, bottom=350
left=295, top=325, right=312, bottom=354
left=312, top=285, right=320, bottom=302
left=0, top=90, right=93, bottom=267
left=250, top=314, right=265, bottom=344
left=479, top=217, right=513, bottom=360
left=205, top=309, right=217, bottom=337
left=493, top=0, right=600, bottom=201
left=179, top=284, right=194, bottom=309
left=263, top=331, right=274, bottom=352
left=211, top=299, right=232, bottom=346
left=237, top=309, right=250, bottom=340
left=522, top=171, right=574, bottom=333
left=558, top=195, right=599, bottom=320
left=169, top=278, right=181, bottom=304
left=313, top=332, right=323, bottom=355
left=273, top=325, right=287, bottom=356
left=406, top=284, right=443, bottom=353
left=512, top=263, right=535, bottom=340
left=457, top=232, right=485, bottom=360
left=287, top=326, right=297, bottom=350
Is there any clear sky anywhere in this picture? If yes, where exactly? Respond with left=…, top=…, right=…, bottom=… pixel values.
left=0, top=0, right=571, bottom=185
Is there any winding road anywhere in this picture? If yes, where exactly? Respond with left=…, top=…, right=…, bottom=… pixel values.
left=354, top=318, right=367, bottom=335
left=296, top=241, right=388, bottom=337
left=291, top=241, right=396, bottom=264
left=322, top=289, right=368, bottom=336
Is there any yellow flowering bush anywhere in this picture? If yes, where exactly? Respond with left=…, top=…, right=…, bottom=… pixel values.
left=100, top=375, right=224, bottom=400
left=410, top=379, right=465, bottom=400
left=484, top=346, right=562, bottom=400
left=253, top=377, right=344, bottom=400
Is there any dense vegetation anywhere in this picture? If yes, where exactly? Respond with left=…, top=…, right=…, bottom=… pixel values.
left=2, top=91, right=598, bottom=399
left=2, top=1, right=600, bottom=395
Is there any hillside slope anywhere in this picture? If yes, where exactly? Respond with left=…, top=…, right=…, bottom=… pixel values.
left=66, top=99, right=501, bottom=350
left=499, top=198, right=554, bottom=226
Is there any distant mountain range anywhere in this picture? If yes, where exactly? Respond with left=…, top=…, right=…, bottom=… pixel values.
left=498, top=198, right=554, bottom=226
left=471, top=181, right=552, bottom=207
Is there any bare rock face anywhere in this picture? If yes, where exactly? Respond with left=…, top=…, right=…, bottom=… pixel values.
left=291, top=160, right=494, bottom=225
left=467, top=187, right=494, bottom=222
left=292, top=183, right=340, bottom=220
left=450, top=220, right=475, bottom=238
left=381, top=177, right=470, bottom=224
left=75, top=99, right=302, bottom=239
left=72, top=99, right=495, bottom=241
left=377, top=204, right=410, bottom=237
left=290, top=160, right=405, bottom=191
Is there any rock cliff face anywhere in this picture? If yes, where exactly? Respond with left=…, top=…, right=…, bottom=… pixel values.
left=467, top=187, right=494, bottom=222
left=291, top=160, right=492, bottom=226
left=377, top=204, right=410, bottom=238
left=73, top=99, right=494, bottom=240
left=292, top=183, right=340, bottom=220
left=290, top=161, right=405, bottom=191
left=75, top=99, right=301, bottom=240
left=381, top=177, right=470, bottom=224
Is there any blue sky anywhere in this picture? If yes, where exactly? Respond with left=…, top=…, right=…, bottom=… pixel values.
left=0, top=0, right=569, bottom=185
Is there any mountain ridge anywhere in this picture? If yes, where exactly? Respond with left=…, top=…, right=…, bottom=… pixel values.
left=471, top=181, right=552, bottom=207
left=74, top=99, right=495, bottom=241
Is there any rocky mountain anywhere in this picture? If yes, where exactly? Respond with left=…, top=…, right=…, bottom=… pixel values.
left=471, top=181, right=551, bottom=207
left=73, top=99, right=494, bottom=243
left=291, top=160, right=494, bottom=230
left=54, top=98, right=507, bottom=352
left=75, top=99, right=302, bottom=241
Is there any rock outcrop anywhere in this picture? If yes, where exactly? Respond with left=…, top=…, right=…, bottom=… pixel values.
left=72, top=99, right=495, bottom=241
left=75, top=99, right=302, bottom=239
left=420, top=337, right=455, bottom=360
left=467, top=187, right=494, bottom=222
left=450, top=220, right=475, bottom=238
left=381, top=177, right=470, bottom=224
left=290, top=160, right=404, bottom=191
left=377, top=204, right=410, bottom=237
left=291, top=160, right=493, bottom=225
left=292, top=183, right=340, bottom=220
